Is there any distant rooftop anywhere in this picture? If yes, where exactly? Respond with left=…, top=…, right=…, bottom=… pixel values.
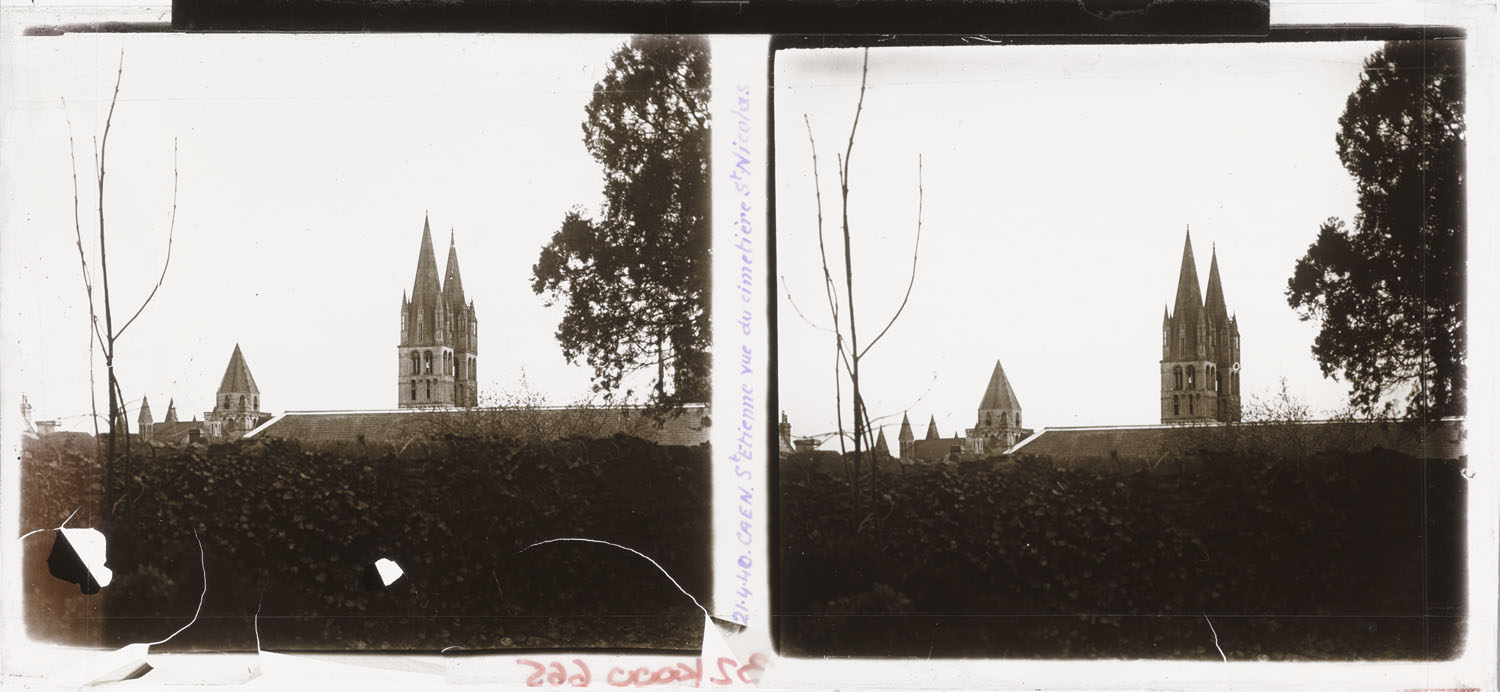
left=1007, top=418, right=1466, bottom=460
left=246, top=404, right=712, bottom=448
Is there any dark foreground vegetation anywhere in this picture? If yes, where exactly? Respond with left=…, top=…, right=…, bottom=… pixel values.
left=20, top=433, right=709, bottom=651
left=778, top=448, right=1466, bottom=660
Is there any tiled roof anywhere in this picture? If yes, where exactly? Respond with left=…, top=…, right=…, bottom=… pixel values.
left=149, top=421, right=205, bottom=444
left=1008, top=418, right=1466, bottom=460
left=218, top=344, right=260, bottom=394
left=247, top=404, right=712, bottom=447
left=912, top=437, right=965, bottom=461
left=978, top=360, right=1021, bottom=411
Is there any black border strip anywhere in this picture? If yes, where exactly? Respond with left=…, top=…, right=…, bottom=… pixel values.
left=166, top=0, right=1267, bottom=36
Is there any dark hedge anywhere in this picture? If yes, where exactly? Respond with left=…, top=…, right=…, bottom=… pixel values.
left=778, top=450, right=1467, bottom=660
left=22, top=434, right=710, bottom=652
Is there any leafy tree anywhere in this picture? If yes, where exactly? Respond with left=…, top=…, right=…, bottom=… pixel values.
left=1287, top=39, right=1465, bottom=419
left=533, top=37, right=710, bottom=409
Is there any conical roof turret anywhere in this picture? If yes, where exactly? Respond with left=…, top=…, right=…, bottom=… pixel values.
left=978, top=360, right=1021, bottom=411
left=218, top=343, right=260, bottom=395
left=164, top=399, right=179, bottom=424
left=925, top=415, right=940, bottom=441
left=874, top=427, right=890, bottom=457
left=898, top=413, right=914, bottom=442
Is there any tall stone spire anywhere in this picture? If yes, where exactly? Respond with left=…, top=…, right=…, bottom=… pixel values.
left=406, top=215, right=443, bottom=345
left=164, top=399, right=179, bottom=424
left=1172, top=229, right=1203, bottom=318
left=443, top=228, right=465, bottom=308
left=1159, top=229, right=1242, bottom=424
left=1203, top=244, right=1229, bottom=321
left=925, top=415, right=940, bottom=441
left=399, top=216, right=480, bottom=408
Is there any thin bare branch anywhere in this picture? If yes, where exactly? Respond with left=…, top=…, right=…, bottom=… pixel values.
left=62, top=99, right=104, bottom=449
left=117, top=138, right=178, bottom=338
left=780, top=275, right=834, bottom=333
left=804, top=113, right=849, bottom=467
left=839, top=49, right=871, bottom=472
left=61, top=99, right=107, bottom=353
left=860, top=154, right=924, bottom=359
left=803, top=114, right=842, bottom=331
left=97, top=49, right=124, bottom=353
left=841, top=48, right=870, bottom=194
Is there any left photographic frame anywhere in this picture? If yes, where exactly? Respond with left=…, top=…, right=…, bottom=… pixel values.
left=1, top=29, right=771, bottom=675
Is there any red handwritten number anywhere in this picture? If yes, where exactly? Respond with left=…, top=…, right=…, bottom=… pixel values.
left=547, top=662, right=568, bottom=686
left=605, top=666, right=633, bottom=687
left=569, top=659, right=592, bottom=687
left=736, top=653, right=768, bottom=684
left=517, top=659, right=547, bottom=687
left=709, top=657, right=737, bottom=685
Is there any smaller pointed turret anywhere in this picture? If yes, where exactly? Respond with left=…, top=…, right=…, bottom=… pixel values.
left=138, top=396, right=154, bottom=427
left=1203, top=244, right=1229, bottom=321
left=925, top=415, right=940, bottom=441
left=897, top=413, right=915, bottom=460
left=874, top=427, right=890, bottom=458
left=164, top=399, right=179, bottom=424
left=137, top=396, right=154, bottom=442
left=443, top=229, right=466, bottom=308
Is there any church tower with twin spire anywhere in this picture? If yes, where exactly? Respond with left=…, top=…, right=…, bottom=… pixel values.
left=399, top=215, right=479, bottom=408
left=1161, top=229, right=1241, bottom=423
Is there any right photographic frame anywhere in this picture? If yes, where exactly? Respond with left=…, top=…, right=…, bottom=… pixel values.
left=771, top=28, right=1492, bottom=680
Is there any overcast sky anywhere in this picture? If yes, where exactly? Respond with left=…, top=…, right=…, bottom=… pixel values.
left=775, top=41, right=1391, bottom=444
left=2, top=33, right=665, bottom=429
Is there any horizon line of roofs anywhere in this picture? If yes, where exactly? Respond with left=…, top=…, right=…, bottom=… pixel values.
left=28, top=216, right=710, bottom=449
left=778, top=360, right=1033, bottom=463
left=778, top=228, right=1250, bottom=463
